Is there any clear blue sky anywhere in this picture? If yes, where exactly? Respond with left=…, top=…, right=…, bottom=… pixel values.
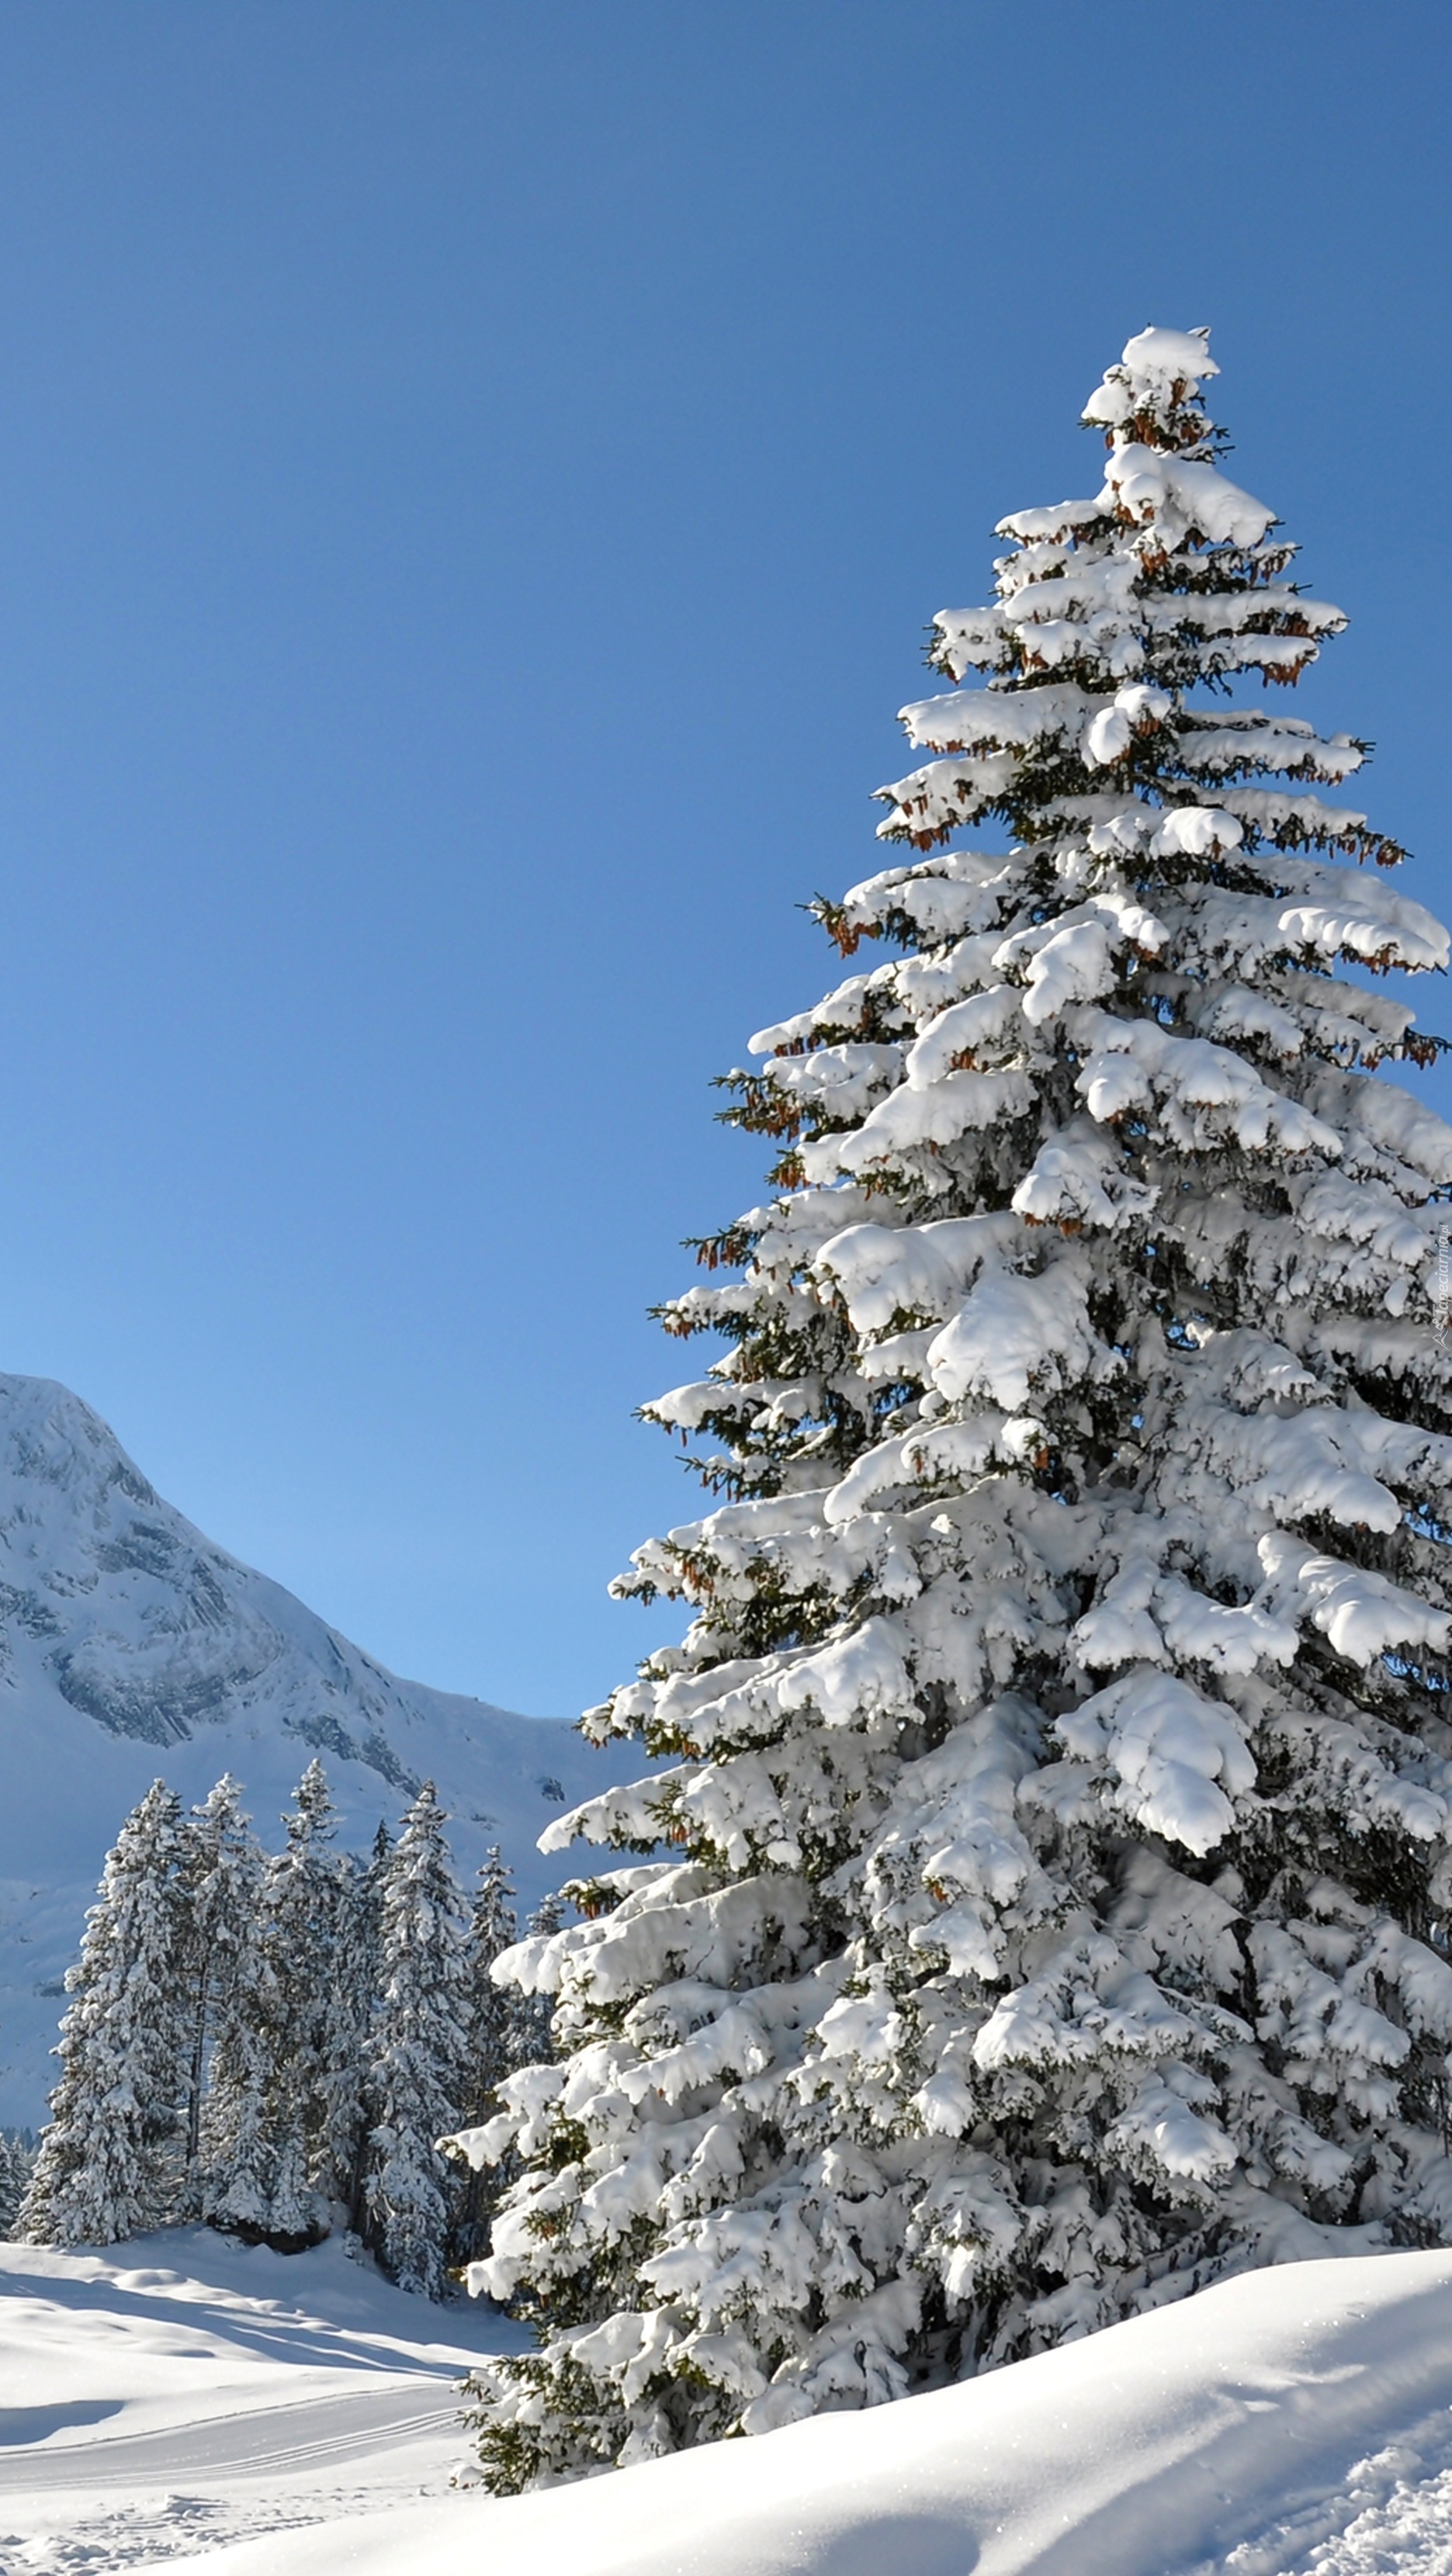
left=0, top=0, right=1445, bottom=1716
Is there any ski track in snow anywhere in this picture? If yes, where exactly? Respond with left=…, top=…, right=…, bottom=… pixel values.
left=0, top=2386, right=458, bottom=2488
left=0, top=2229, right=516, bottom=2574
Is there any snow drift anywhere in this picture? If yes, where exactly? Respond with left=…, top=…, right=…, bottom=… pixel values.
left=137, top=2246, right=1452, bottom=2574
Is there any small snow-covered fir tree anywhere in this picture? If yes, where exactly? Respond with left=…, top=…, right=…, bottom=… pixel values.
left=456, top=327, right=1452, bottom=2488
left=463, top=1847, right=522, bottom=2111
left=23, top=1782, right=190, bottom=2245
left=0, top=2134, right=36, bottom=2237
left=178, top=1775, right=262, bottom=2216
left=362, top=1782, right=470, bottom=2296
left=510, top=1890, right=563, bottom=2069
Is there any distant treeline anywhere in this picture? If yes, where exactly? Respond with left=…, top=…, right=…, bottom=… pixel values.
left=19, top=1763, right=549, bottom=2297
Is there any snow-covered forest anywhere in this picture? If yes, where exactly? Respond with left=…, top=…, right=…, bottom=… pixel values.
left=429, top=324, right=1452, bottom=2494
left=19, top=1764, right=549, bottom=2297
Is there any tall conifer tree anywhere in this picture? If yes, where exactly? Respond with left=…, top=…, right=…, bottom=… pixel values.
left=362, top=1782, right=470, bottom=2297
left=22, top=1782, right=189, bottom=2245
left=261, top=1759, right=343, bottom=2245
left=447, top=1847, right=522, bottom=2269
left=458, top=329, right=1452, bottom=2486
left=463, top=1847, right=521, bottom=2111
left=202, top=1950, right=273, bottom=2237
left=324, top=1821, right=392, bottom=2227
left=178, top=1775, right=262, bottom=2217
left=206, top=1760, right=341, bottom=2247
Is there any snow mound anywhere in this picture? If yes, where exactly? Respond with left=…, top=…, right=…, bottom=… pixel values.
left=136, top=2248, right=1452, bottom=2575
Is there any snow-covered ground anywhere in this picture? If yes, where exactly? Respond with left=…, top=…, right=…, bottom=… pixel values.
left=0, top=2227, right=525, bottom=2570
left=5, top=2235, right=1452, bottom=2574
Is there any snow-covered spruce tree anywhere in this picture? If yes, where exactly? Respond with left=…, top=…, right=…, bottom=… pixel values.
left=23, top=1782, right=190, bottom=2245
left=324, top=1821, right=393, bottom=2229
left=262, top=1759, right=346, bottom=2245
left=511, top=1889, right=563, bottom=2069
left=361, top=1782, right=470, bottom=2297
left=201, top=1935, right=273, bottom=2238
left=447, top=1847, right=522, bottom=2270
left=177, top=1775, right=263, bottom=2218
left=465, top=1847, right=522, bottom=2109
left=454, top=326, right=1452, bottom=2486
left=206, top=1761, right=341, bottom=2249
left=0, top=2134, right=35, bottom=2237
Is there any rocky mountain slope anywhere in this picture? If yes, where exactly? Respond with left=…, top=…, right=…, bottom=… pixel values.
left=0, top=1372, right=632, bottom=2124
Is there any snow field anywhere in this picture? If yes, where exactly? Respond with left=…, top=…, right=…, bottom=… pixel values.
left=0, top=2228, right=524, bottom=2571
left=109, top=2246, right=1452, bottom=2576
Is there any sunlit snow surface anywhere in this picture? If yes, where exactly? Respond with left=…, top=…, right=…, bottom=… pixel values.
left=12, top=2242, right=1426, bottom=2575
left=0, top=1372, right=640, bottom=2124
left=0, top=2226, right=527, bottom=2570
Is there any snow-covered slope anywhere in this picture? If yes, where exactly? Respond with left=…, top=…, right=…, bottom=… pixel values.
left=0, top=1372, right=631, bottom=2124
left=0, top=2227, right=522, bottom=2571
left=131, top=2246, right=1452, bottom=2576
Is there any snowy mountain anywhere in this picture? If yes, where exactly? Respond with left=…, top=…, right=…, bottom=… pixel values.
left=0, top=1371, right=629, bottom=2124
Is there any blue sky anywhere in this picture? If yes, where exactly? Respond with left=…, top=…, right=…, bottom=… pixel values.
left=0, top=0, right=1445, bottom=1716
